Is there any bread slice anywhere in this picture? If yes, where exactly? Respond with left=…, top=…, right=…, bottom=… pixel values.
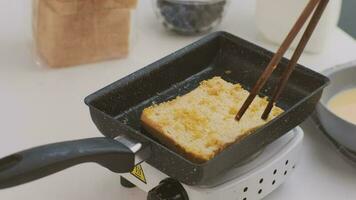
left=141, top=77, right=284, bottom=163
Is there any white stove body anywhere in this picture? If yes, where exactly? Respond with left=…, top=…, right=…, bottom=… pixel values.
left=121, top=127, right=304, bottom=200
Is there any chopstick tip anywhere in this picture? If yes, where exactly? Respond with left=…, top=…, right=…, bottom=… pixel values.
left=261, top=102, right=274, bottom=120
left=235, top=114, right=241, bottom=121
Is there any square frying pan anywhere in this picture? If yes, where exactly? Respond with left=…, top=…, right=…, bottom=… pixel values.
left=0, top=32, right=329, bottom=189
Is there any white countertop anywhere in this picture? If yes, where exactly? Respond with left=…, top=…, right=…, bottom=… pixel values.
left=1, top=0, right=356, bottom=200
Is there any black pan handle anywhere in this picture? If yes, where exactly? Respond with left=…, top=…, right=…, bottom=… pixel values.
left=0, top=137, right=136, bottom=189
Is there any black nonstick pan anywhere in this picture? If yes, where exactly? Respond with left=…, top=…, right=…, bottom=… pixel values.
left=0, top=31, right=329, bottom=188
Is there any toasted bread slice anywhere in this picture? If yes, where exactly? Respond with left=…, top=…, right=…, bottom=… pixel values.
left=141, top=77, right=284, bottom=163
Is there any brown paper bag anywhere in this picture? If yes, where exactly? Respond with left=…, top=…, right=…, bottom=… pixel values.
left=34, top=0, right=136, bottom=67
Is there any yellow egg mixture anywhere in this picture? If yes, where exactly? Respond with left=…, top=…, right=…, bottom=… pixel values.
left=328, top=88, right=356, bottom=125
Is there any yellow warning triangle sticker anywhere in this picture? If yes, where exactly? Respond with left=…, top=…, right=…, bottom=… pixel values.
left=130, top=164, right=147, bottom=184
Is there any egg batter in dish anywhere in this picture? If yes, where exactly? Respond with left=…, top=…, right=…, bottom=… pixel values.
left=328, top=88, right=356, bottom=125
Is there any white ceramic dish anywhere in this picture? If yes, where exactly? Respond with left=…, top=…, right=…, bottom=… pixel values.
left=316, top=61, right=356, bottom=151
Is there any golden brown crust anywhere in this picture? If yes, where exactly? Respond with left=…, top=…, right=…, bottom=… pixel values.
left=141, top=110, right=260, bottom=163
left=140, top=77, right=283, bottom=163
left=141, top=112, right=207, bottom=163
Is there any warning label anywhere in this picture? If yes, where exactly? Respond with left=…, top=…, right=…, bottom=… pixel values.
left=130, top=164, right=147, bottom=184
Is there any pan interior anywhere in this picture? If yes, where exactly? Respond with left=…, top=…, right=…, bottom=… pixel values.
left=115, top=63, right=315, bottom=142
left=114, top=65, right=262, bottom=140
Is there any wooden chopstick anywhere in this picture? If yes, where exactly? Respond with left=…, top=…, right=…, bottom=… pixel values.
left=235, top=0, right=322, bottom=121
left=261, top=0, right=329, bottom=120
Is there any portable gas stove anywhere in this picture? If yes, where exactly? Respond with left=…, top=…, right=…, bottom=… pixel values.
left=120, top=127, right=303, bottom=200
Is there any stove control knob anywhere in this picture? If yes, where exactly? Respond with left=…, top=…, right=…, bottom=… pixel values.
left=147, top=179, right=189, bottom=200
